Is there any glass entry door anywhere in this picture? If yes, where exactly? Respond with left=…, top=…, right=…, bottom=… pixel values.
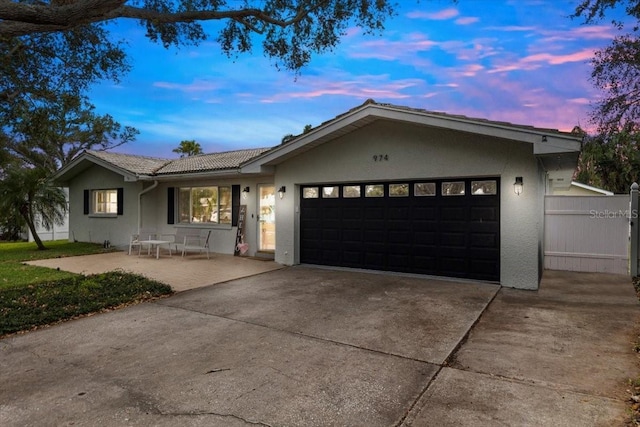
left=258, top=184, right=276, bottom=252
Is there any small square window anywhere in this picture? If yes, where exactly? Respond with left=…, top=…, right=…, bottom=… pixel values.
left=472, top=180, right=497, bottom=195
left=322, top=186, right=339, bottom=198
left=343, top=185, right=361, bottom=198
left=303, top=187, right=319, bottom=198
left=365, top=184, right=384, bottom=197
left=93, top=189, right=118, bottom=214
left=442, top=181, right=465, bottom=196
left=389, top=183, right=409, bottom=197
left=414, top=183, right=436, bottom=196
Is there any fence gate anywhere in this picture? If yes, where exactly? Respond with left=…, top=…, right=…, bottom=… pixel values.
left=544, top=195, right=630, bottom=275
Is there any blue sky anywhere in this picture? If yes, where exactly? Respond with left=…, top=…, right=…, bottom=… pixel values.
left=89, top=0, right=629, bottom=158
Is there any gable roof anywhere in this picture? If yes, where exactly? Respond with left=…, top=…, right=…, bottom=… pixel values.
left=241, top=99, right=583, bottom=173
left=53, top=147, right=272, bottom=184
left=53, top=100, right=584, bottom=184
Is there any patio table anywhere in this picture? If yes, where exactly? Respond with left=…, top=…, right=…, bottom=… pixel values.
left=138, top=240, right=172, bottom=260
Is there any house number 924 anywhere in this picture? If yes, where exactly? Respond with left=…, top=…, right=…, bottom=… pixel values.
left=373, top=154, right=389, bottom=162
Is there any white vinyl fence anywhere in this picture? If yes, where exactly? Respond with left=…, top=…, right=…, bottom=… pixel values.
left=544, top=195, right=630, bottom=275
left=28, top=188, right=70, bottom=242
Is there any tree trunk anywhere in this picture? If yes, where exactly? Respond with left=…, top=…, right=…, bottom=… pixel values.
left=21, top=210, right=47, bottom=250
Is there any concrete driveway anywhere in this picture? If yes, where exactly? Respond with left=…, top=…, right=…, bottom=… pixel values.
left=0, top=267, right=638, bottom=426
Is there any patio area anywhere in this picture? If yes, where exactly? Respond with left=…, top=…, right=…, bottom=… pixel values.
left=27, top=251, right=284, bottom=292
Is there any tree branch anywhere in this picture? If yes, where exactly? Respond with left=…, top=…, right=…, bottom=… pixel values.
left=0, top=1, right=315, bottom=37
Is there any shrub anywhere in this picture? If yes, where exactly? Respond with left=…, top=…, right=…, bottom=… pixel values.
left=0, top=271, right=172, bottom=336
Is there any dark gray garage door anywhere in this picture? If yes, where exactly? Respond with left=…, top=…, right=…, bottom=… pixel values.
left=300, top=178, right=500, bottom=281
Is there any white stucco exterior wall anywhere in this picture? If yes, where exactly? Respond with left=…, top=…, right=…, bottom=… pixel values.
left=147, top=178, right=273, bottom=256
left=68, top=165, right=142, bottom=247
left=273, top=120, right=541, bottom=290
left=67, top=163, right=274, bottom=256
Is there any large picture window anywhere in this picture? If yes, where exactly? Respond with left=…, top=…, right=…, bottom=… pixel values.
left=93, top=189, right=118, bottom=214
left=178, top=186, right=232, bottom=224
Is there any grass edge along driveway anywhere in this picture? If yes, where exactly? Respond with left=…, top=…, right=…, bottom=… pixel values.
left=0, top=240, right=173, bottom=337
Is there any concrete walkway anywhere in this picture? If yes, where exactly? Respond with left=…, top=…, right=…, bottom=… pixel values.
left=27, top=251, right=284, bottom=292
left=1, top=266, right=638, bottom=426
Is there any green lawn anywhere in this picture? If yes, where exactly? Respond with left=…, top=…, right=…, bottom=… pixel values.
left=0, top=240, right=108, bottom=290
left=0, top=240, right=173, bottom=336
left=0, top=240, right=107, bottom=263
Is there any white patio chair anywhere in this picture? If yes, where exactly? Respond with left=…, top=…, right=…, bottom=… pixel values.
left=181, top=229, right=212, bottom=259
left=128, top=229, right=156, bottom=255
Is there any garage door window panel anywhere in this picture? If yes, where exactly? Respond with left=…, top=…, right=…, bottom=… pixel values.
left=322, top=186, right=339, bottom=198
left=303, top=187, right=319, bottom=198
left=389, top=183, right=409, bottom=197
left=442, top=181, right=465, bottom=196
left=343, top=185, right=361, bottom=198
left=415, top=183, right=436, bottom=196
left=365, top=184, right=384, bottom=197
left=472, top=180, right=497, bottom=195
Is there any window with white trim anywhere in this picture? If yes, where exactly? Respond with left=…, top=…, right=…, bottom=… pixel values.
left=178, top=186, right=232, bottom=224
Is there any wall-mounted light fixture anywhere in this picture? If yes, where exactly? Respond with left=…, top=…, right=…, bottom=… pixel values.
left=541, top=135, right=548, bottom=142
left=278, top=186, right=286, bottom=199
left=514, top=177, right=523, bottom=196
left=242, top=186, right=250, bottom=200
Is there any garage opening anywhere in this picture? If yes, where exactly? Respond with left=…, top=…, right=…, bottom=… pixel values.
left=300, top=178, right=500, bottom=281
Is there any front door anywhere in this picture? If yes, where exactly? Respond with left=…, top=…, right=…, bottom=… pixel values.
left=258, top=184, right=276, bottom=252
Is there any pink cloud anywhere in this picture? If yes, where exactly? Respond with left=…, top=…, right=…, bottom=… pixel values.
left=485, top=25, right=537, bottom=32
left=487, top=63, right=536, bottom=74
left=451, top=40, right=500, bottom=61
left=421, top=92, right=441, bottom=99
left=568, top=98, right=591, bottom=105
left=540, top=25, right=616, bottom=43
left=523, top=49, right=594, bottom=65
left=407, top=8, right=459, bottom=20
left=456, top=17, right=480, bottom=25
left=433, top=75, right=594, bottom=132
left=486, top=48, right=594, bottom=74
left=457, top=64, right=485, bottom=77
left=572, top=25, right=616, bottom=39
left=260, top=76, right=424, bottom=103
left=349, top=38, right=439, bottom=60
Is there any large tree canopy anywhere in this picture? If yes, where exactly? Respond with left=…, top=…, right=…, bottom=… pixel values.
left=573, top=0, right=640, bottom=132
left=575, top=129, right=640, bottom=193
left=572, top=0, right=640, bottom=24
left=1, top=25, right=137, bottom=172
left=0, top=24, right=129, bottom=104
left=590, top=34, right=640, bottom=132
left=4, top=94, right=138, bottom=172
left=0, top=24, right=136, bottom=245
left=0, top=0, right=396, bottom=71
